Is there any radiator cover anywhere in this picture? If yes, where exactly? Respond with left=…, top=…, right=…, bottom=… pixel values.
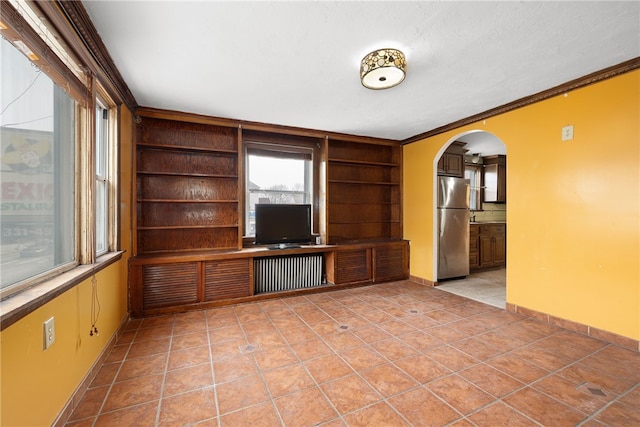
left=254, top=254, right=324, bottom=294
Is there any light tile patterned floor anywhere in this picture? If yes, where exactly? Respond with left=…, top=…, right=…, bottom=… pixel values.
left=66, top=280, right=639, bottom=426
left=436, top=269, right=506, bottom=308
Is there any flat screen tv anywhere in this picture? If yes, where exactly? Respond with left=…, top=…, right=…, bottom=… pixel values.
left=255, top=204, right=312, bottom=248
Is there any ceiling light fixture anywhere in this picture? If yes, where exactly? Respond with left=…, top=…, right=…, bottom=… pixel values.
left=360, top=48, right=406, bottom=90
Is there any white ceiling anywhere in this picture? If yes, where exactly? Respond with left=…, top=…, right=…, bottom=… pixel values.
left=83, top=1, right=639, bottom=149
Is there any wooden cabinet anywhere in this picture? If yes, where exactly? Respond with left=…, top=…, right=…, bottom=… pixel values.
left=483, top=155, right=506, bottom=203
left=131, top=241, right=409, bottom=317
left=327, top=139, right=402, bottom=244
left=469, top=224, right=479, bottom=270
left=326, top=248, right=372, bottom=285
left=135, top=114, right=241, bottom=254
left=437, top=141, right=465, bottom=177
left=471, top=223, right=506, bottom=271
left=373, top=243, right=409, bottom=282
left=130, top=108, right=408, bottom=316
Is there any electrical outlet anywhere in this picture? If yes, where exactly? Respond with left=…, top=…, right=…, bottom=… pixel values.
left=562, top=125, right=574, bottom=141
left=43, top=317, right=55, bottom=350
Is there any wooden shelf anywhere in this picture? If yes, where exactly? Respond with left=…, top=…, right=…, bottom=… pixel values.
left=137, top=225, right=238, bottom=230
left=328, top=158, right=398, bottom=167
left=328, top=180, right=399, bottom=186
left=138, top=142, right=237, bottom=154
left=137, top=199, right=238, bottom=203
left=137, top=171, right=237, bottom=178
left=326, top=138, right=402, bottom=244
left=135, top=114, right=241, bottom=254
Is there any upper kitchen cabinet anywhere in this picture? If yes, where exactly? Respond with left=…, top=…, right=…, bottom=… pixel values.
left=437, top=141, right=465, bottom=177
left=483, top=155, right=506, bottom=203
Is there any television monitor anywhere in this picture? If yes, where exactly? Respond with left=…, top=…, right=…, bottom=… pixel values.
left=255, top=204, right=312, bottom=248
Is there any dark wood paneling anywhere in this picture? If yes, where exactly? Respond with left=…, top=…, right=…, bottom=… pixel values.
left=328, top=204, right=399, bottom=223
left=328, top=223, right=400, bottom=243
left=332, top=249, right=372, bottom=284
left=142, top=263, right=198, bottom=309
left=139, top=117, right=237, bottom=151
left=329, top=163, right=398, bottom=183
left=329, top=141, right=396, bottom=164
left=138, top=228, right=238, bottom=253
left=374, top=245, right=407, bottom=281
left=137, top=175, right=238, bottom=201
left=328, top=183, right=400, bottom=204
left=204, top=259, right=251, bottom=301
left=137, top=202, right=238, bottom=227
left=137, top=149, right=237, bottom=176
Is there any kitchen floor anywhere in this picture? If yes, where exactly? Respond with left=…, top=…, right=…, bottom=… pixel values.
left=436, top=268, right=506, bottom=308
left=65, top=280, right=639, bottom=426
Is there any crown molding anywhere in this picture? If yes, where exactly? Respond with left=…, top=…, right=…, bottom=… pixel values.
left=402, top=57, right=640, bottom=145
left=45, top=0, right=138, bottom=111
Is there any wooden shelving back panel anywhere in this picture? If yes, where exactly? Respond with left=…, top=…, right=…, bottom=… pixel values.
left=137, top=202, right=238, bottom=228
left=329, top=162, right=399, bottom=184
left=328, top=223, right=401, bottom=243
left=139, top=117, right=237, bottom=151
left=137, top=149, right=237, bottom=176
left=329, top=203, right=400, bottom=223
left=138, top=228, right=238, bottom=253
left=329, top=141, right=399, bottom=164
left=328, top=183, right=400, bottom=204
left=137, top=175, right=238, bottom=201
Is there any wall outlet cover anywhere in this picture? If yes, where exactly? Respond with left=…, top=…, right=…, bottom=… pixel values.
left=43, top=317, right=55, bottom=350
left=562, top=125, right=574, bottom=141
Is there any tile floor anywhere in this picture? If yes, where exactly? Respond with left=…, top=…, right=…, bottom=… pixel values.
left=66, top=280, right=639, bottom=426
left=436, top=269, right=506, bottom=308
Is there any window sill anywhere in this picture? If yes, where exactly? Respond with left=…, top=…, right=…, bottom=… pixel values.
left=0, top=251, right=124, bottom=331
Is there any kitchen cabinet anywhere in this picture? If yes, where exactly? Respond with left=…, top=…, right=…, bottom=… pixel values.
left=437, top=141, right=465, bottom=177
left=483, top=155, right=506, bottom=203
left=470, top=223, right=505, bottom=271
left=469, top=223, right=479, bottom=270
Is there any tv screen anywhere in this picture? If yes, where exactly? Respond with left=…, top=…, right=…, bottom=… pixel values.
left=255, top=204, right=312, bottom=247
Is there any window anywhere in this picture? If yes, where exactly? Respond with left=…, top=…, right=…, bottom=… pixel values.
left=95, top=101, right=108, bottom=255
left=1, top=3, right=121, bottom=300
left=1, top=37, right=76, bottom=294
left=465, top=164, right=482, bottom=211
left=245, top=142, right=313, bottom=236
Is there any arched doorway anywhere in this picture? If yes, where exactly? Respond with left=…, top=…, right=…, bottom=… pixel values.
left=433, top=130, right=507, bottom=308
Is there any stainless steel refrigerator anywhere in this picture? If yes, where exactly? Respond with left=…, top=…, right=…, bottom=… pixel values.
left=437, top=176, right=470, bottom=280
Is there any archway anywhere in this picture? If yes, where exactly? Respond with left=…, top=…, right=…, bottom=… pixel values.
left=432, top=130, right=507, bottom=307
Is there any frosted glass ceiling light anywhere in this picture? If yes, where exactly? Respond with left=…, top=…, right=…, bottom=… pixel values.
left=360, top=48, right=406, bottom=90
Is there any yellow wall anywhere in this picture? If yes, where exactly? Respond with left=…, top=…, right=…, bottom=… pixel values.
left=404, top=70, right=640, bottom=341
left=0, top=107, right=134, bottom=426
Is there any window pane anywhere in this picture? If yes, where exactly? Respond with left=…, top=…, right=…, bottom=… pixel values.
left=1, top=37, right=75, bottom=291
left=464, top=165, right=482, bottom=211
left=95, top=103, right=108, bottom=254
left=246, top=153, right=311, bottom=236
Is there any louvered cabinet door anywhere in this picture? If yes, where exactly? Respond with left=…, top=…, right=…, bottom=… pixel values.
left=328, top=249, right=372, bottom=285
left=373, top=243, right=408, bottom=282
left=204, top=258, right=251, bottom=301
left=141, top=262, right=199, bottom=311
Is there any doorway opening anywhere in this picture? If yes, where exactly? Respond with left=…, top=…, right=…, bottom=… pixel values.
left=433, top=130, right=507, bottom=307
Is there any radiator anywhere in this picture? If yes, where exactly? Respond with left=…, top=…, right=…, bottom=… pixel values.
left=254, top=254, right=324, bottom=294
